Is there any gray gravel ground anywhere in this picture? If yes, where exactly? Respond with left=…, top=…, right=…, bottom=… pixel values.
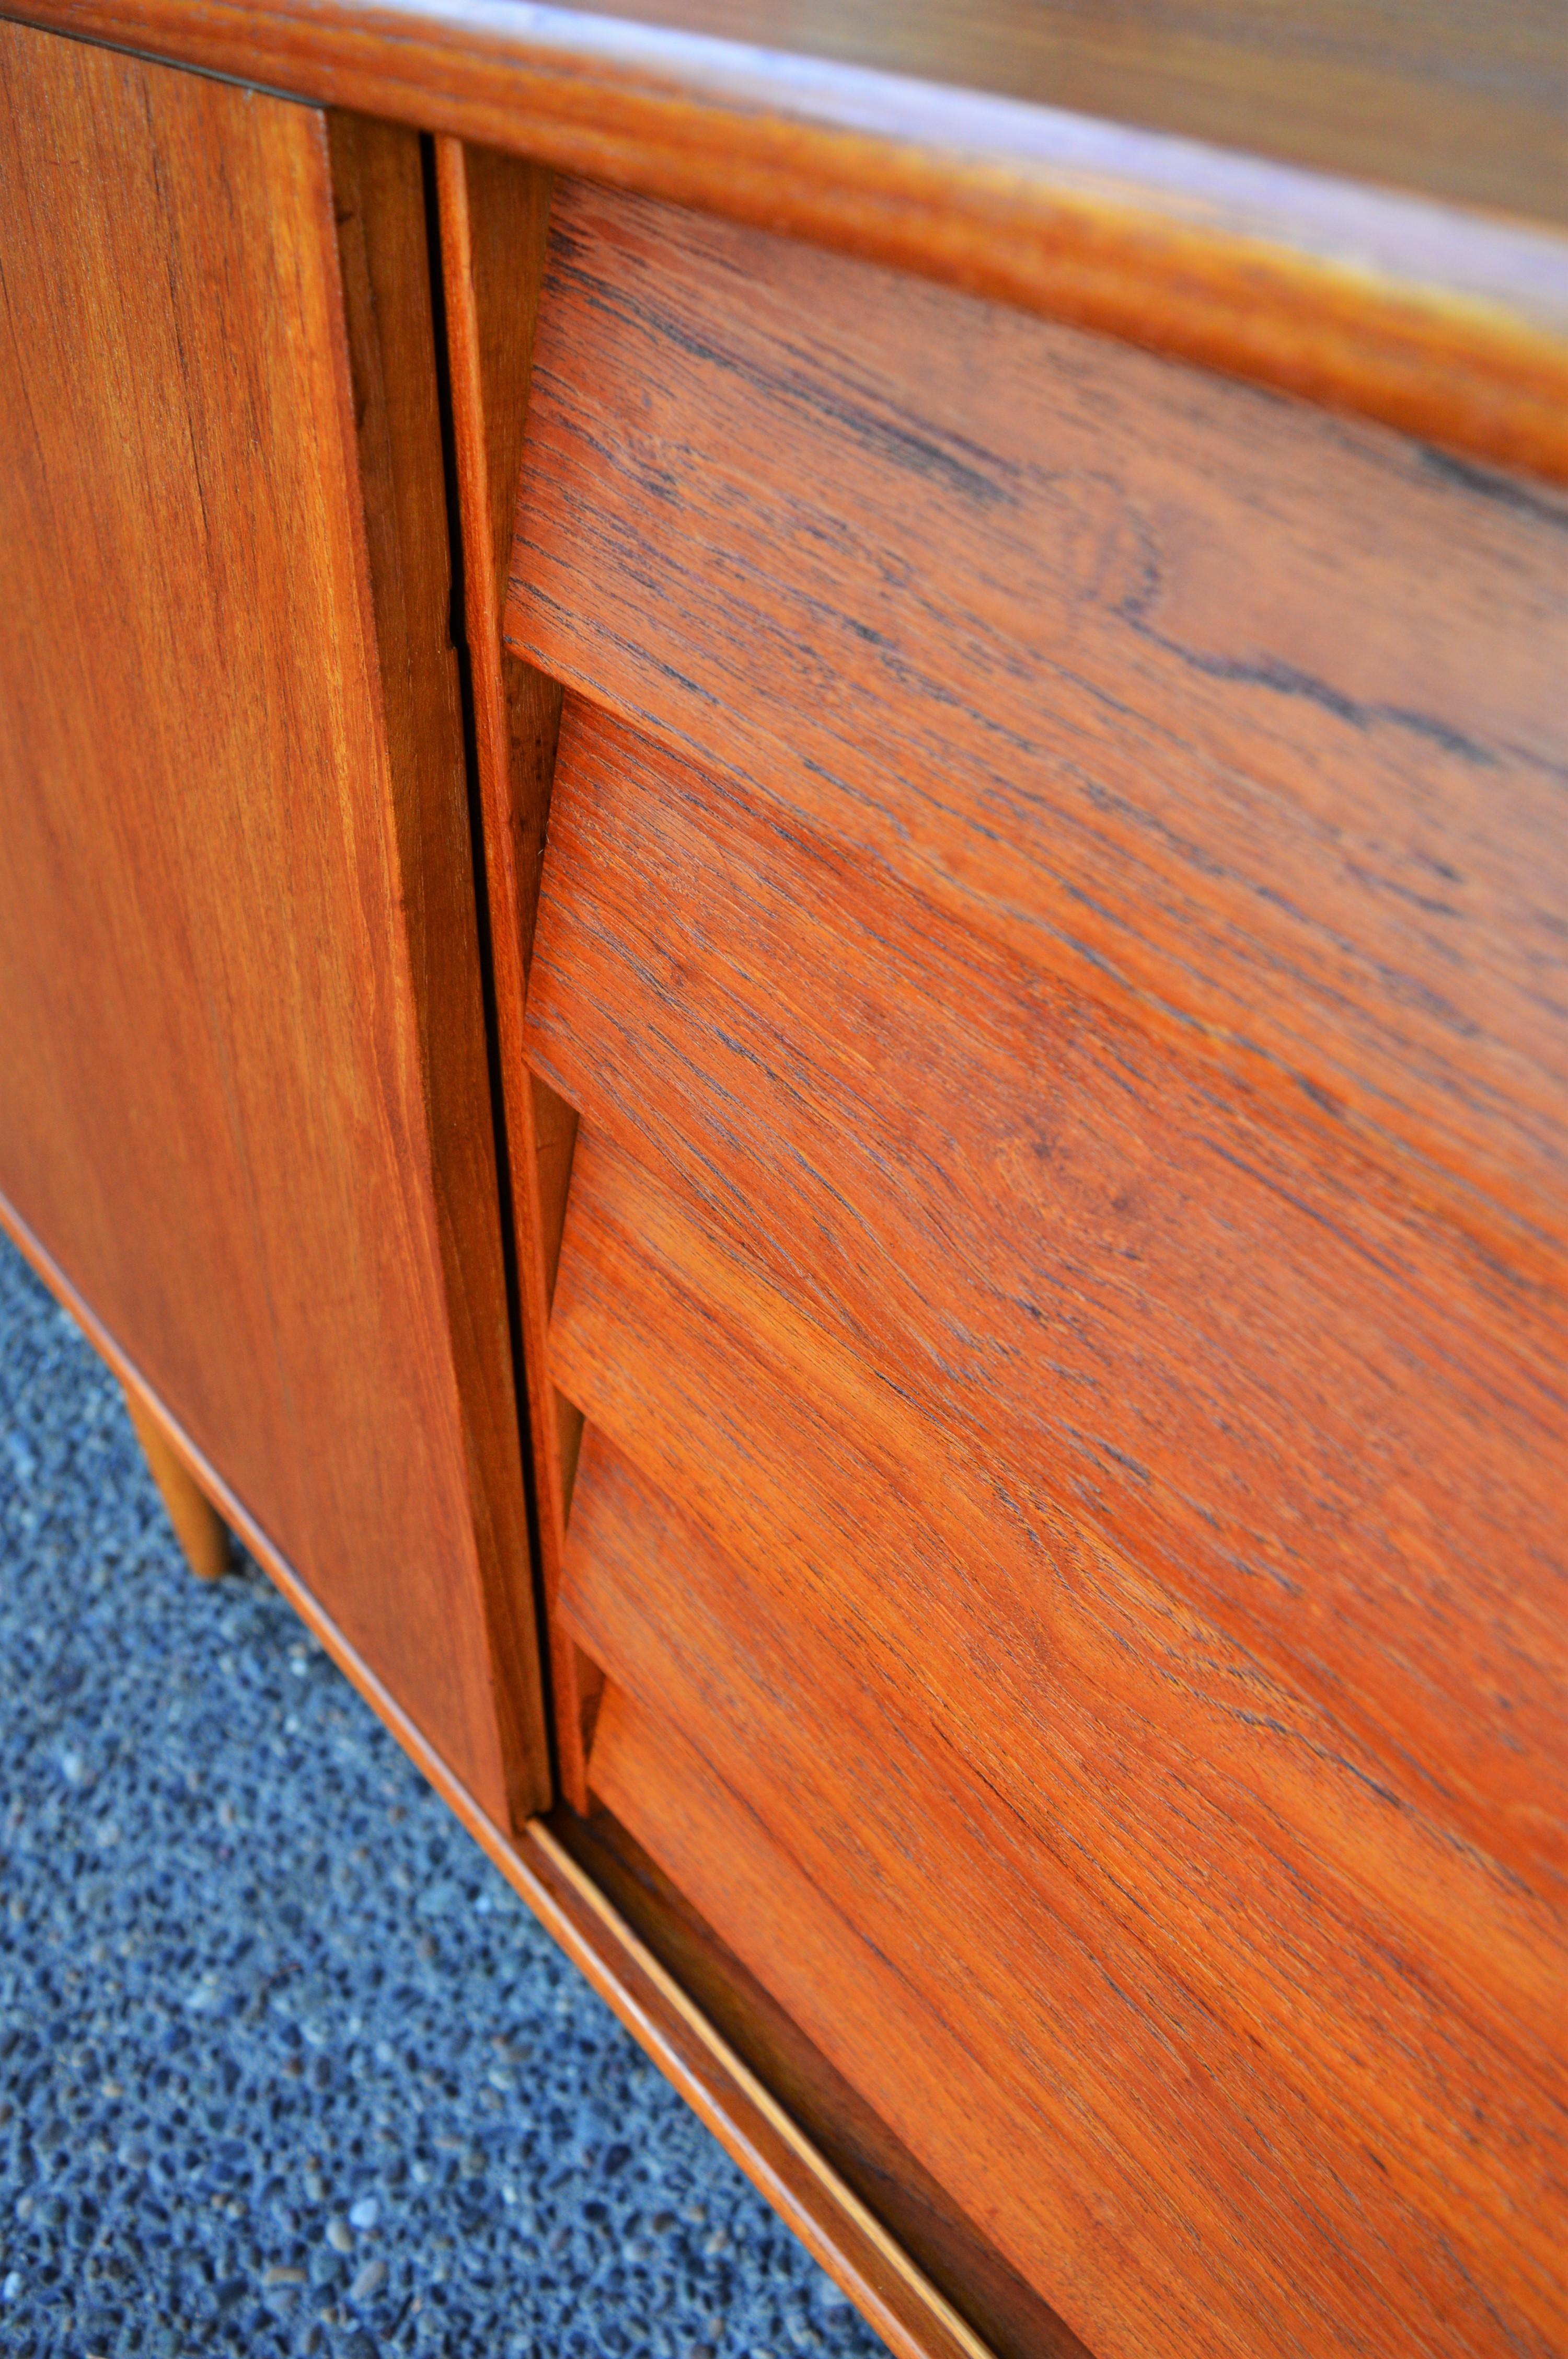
left=0, top=1232, right=886, bottom=2359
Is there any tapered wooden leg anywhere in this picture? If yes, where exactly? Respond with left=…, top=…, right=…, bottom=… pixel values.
left=122, top=1385, right=230, bottom=1578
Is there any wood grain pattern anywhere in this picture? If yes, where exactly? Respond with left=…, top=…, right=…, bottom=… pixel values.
left=507, top=180, right=1568, bottom=1283
left=527, top=702, right=1567, bottom=1893
left=551, top=1124, right=1567, bottom=2044
left=1, top=1194, right=976, bottom=2359
left=568, top=1429, right=1567, bottom=2359
left=502, top=173, right=1568, bottom=2353
left=328, top=110, right=548, bottom=1828
left=527, top=1820, right=996, bottom=2359
left=434, top=135, right=601, bottom=1807
left=549, top=1117, right=1566, bottom=2067
left=554, top=1801, right=1091, bottom=2359
left=0, top=24, right=546, bottom=1823
left=4, top=0, right=1567, bottom=480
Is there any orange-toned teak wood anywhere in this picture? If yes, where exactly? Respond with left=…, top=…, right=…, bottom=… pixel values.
left=0, top=22, right=549, bottom=1826
left=122, top=1385, right=230, bottom=1580
left=2, top=14, right=1565, bottom=2359
left=495, top=176, right=1568, bottom=2359
left=433, top=134, right=601, bottom=1810
left=2, top=0, right=1567, bottom=481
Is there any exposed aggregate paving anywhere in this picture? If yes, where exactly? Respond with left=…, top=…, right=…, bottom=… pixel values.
left=0, top=1233, right=885, bottom=2359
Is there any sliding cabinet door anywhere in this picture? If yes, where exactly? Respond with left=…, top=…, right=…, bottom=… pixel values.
left=0, top=22, right=548, bottom=1826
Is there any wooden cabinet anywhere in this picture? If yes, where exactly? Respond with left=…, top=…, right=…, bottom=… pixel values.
left=1, top=9, right=1564, bottom=2356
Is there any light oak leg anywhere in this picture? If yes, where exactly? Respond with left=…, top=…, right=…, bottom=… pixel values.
left=122, top=1385, right=230, bottom=1579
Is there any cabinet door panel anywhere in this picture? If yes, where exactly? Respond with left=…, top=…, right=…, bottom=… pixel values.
left=0, top=24, right=547, bottom=1824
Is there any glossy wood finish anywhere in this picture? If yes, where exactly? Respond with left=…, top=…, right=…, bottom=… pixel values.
left=493, top=175, right=1568, bottom=2358
left=528, top=704, right=1567, bottom=1892
left=497, top=0, right=1568, bottom=223
left=555, top=1802, right=1093, bottom=2359
left=5, top=0, right=1567, bottom=481
left=562, top=0, right=1568, bottom=224
left=22, top=0, right=1561, bottom=219
left=508, top=181, right=1568, bottom=1293
left=508, top=181, right=1568, bottom=1874
left=434, top=137, right=601, bottom=1807
left=553, top=1145, right=1565, bottom=2355
left=0, top=25, right=548, bottom=1825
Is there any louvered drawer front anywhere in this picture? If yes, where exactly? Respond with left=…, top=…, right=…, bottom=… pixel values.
left=505, top=174, right=1568, bottom=2359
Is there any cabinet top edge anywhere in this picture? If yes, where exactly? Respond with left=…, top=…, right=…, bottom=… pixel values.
left=5, top=0, right=1567, bottom=484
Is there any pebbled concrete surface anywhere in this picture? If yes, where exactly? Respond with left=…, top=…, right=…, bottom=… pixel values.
left=0, top=1233, right=886, bottom=2359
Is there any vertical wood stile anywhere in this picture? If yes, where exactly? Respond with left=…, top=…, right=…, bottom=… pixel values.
left=434, top=134, right=598, bottom=1808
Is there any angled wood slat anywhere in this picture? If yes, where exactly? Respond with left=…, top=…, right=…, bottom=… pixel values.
left=564, top=1430, right=1566, bottom=2359
left=554, top=1801, right=1091, bottom=2359
left=495, top=167, right=1568, bottom=2359
left=526, top=698, right=1567, bottom=1895
left=505, top=178, right=1568, bottom=1284
left=547, top=1155, right=1565, bottom=2321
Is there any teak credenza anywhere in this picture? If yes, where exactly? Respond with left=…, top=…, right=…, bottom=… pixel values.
left=1, top=7, right=1565, bottom=2354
